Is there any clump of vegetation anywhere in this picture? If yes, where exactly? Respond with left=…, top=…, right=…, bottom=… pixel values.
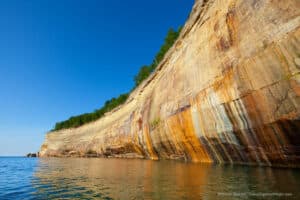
left=134, top=27, right=182, bottom=87
left=53, top=93, right=129, bottom=130
left=53, top=27, right=182, bottom=131
left=150, top=118, right=161, bottom=130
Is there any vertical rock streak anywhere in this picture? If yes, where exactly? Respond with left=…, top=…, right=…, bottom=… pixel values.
left=40, top=0, right=300, bottom=167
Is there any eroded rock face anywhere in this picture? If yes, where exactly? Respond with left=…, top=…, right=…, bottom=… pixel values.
left=40, top=0, right=300, bottom=167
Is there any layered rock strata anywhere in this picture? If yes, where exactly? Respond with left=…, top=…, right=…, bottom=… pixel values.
left=40, top=0, right=300, bottom=167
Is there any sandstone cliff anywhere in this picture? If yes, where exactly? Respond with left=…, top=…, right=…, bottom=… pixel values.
left=40, top=0, right=300, bottom=167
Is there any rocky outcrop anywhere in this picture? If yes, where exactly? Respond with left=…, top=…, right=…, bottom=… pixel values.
left=26, top=153, right=37, bottom=158
left=40, top=0, right=300, bottom=167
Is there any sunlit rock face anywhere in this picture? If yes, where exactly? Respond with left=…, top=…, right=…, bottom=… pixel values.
left=40, top=0, right=300, bottom=167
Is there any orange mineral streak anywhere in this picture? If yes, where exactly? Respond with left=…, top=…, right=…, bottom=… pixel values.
left=166, top=109, right=212, bottom=163
left=143, top=124, right=159, bottom=160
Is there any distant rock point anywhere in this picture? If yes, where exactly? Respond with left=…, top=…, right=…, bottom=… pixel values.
left=26, top=153, right=38, bottom=157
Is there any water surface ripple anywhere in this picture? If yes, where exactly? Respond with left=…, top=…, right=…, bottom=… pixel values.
left=0, top=157, right=299, bottom=199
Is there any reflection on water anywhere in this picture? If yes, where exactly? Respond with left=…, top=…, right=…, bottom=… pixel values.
left=31, top=158, right=300, bottom=200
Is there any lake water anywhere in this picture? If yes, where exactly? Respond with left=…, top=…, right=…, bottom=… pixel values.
left=0, top=157, right=299, bottom=200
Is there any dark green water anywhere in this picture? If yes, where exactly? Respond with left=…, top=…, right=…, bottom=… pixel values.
left=0, top=157, right=299, bottom=199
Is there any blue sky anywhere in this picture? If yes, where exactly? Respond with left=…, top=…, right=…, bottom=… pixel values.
left=0, top=0, right=194, bottom=156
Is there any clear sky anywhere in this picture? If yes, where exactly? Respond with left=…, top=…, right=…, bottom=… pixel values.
left=0, top=0, right=194, bottom=156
